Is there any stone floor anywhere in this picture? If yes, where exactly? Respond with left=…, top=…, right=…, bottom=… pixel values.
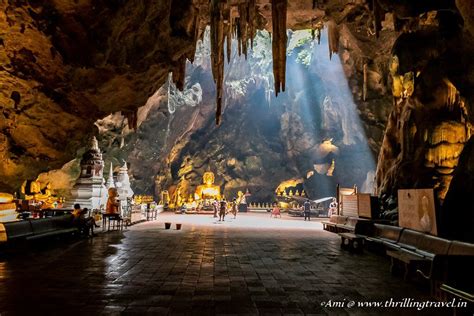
left=0, top=213, right=456, bottom=315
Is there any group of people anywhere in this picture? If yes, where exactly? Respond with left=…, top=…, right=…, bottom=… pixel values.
left=212, top=198, right=238, bottom=221
left=72, top=203, right=100, bottom=237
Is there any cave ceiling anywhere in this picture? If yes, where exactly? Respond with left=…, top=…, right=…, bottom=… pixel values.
left=1, top=0, right=473, bottom=209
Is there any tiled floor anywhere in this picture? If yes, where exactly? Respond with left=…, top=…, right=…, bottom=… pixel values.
left=0, top=213, right=453, bottom=315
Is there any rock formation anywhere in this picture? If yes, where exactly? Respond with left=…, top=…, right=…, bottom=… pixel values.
left=0, top=1, right=473, bottom=239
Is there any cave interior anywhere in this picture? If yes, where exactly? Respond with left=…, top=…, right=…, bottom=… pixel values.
left=0, top=0, right=473, bottom=243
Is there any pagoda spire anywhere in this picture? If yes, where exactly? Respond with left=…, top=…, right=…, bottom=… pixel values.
left=106, top=163, right=115, bottom=189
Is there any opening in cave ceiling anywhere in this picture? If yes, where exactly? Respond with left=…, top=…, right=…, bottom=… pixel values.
left=98, top=26, right=377, bottom=202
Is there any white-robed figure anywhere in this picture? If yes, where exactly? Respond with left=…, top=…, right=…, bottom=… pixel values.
left=328, top=198, right=338, bottom=216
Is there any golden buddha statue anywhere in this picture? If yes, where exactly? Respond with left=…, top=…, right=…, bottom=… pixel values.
left=0, top=192, right=17, bottom=223
left=194, top=171, right=221, bottom=201
left=21, top=179, right=58, bottom=208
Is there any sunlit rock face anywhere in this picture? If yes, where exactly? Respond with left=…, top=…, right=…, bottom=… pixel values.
left=97, top=30, right=380, bottom=202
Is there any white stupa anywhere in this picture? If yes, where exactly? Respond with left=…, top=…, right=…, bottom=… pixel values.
left=65, top=137, right=107, bottom=210
left=115, top=162, right=134, bottom=201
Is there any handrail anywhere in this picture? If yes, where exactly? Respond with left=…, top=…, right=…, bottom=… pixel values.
left=440, top=284, right=474, bottom=303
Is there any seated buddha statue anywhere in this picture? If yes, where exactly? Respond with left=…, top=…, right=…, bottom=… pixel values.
left=194, top=171, right=221, bottom=201
left=21, top=179, right=57, bottom=208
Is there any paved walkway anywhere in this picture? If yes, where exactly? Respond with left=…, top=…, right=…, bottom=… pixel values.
left=0, top=213, right=449, bottom=315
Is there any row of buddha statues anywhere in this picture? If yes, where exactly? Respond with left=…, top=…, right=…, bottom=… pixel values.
left=276, top=189, right=307, bottom=197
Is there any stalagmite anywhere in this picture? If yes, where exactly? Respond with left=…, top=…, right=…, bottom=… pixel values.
left=327, top=20, right=339, bottom=60
left=363, top=63, right=368, bottom=101
left=271, top=0, right=287, bottom=96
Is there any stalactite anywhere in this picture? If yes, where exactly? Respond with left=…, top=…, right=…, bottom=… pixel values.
left=327, top=20, right=339, bottom=60
left=209, top=0, right=262, bottom=124
left=363, top=63, right=368, bottom=101
left=122, top=110, right=138, bottom=131
left=225, top=9, right=232, bottom=64
left=210, top=0, right=226, bottom=125
left=173, top=56, right=187, bottom=91
left=238, top=3, right=249, bottom=59
left=443, top=78, right=458, bottom=110
left=271, top=0, right=287, bottom=96
left=248, top=0, right=256, bottom=49
left=372, top=0, right=382, bottom=38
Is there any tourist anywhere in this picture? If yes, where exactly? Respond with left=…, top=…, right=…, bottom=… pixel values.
left=219, top=199, right=227, bottom=221
left=303, top=199, right=311, bottom=221
left=231, top=198, right=237, bottom=219
left=212, top=200, right=218, bottom=218
left=328, top=198, right=338, bottom=216
left=72, top=203, right=98, bottom=237
left=271, top=203, right=281, bottom=218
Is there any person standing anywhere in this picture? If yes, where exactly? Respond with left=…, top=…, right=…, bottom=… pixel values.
left=231, top=198, right=238, bottom=219
left=219, top=199, right=227, bottom=221
left=303, top=199, right=311, bottom=221
left=212, top=200, right=218, bottom=218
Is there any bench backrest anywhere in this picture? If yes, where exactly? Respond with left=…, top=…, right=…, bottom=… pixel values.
left=398, top=229, right=425, bottom=246
left=448, top=241, right=474, bottom=255
left=354, top=220, right=374, bottom=235
left=50, top=215, right=74, bottom=229
left=373, top=224, right=403, bottom=242
left=30, top=218, right=54, bottom=234
left=4, top=221, right=33, bottom=239
left=335, top=215, right=348, bottom=224
left=417, top=234, right=451, bottom=255
left=345, top=217, right=359, bottom=227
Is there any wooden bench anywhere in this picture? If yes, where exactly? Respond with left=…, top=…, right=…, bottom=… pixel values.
left=365, top=223, right=403, bottom=247
left=4, top=220, right=34, bottom=241
left=338, top=219, right=375, bottom=251
left=335, top=216, right=358, bottom=232
left=1, top=215, right=78, bottom=244
left=339, top=232, right=365, bottom=252
left=417, top=241, right=474, bottom=300
left=440, top=283, right=474, bottom=303
left=387, top=249, right=430, bottom=280
left=27, top=216, right=78, bottom=241
left=322, top=215, right=348, bottom=232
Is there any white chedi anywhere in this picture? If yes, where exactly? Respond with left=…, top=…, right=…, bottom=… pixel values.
left=65, top=136, right=107, bottom=210
left=115, top=161, right=134, bottom=201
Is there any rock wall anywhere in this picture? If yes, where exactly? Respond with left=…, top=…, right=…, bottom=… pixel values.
left=374, top=6, right=474, bottom=221
left=0, top=0, right=198, bottom=191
